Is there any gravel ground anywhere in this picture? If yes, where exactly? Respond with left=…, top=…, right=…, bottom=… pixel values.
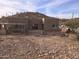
left=0, top=34, right=79, bottom=59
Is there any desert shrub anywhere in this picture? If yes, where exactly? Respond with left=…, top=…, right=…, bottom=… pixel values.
left=65, top=19, right=79, bottom=29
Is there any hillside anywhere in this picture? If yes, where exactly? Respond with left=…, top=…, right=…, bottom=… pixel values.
left=64, top=19, right=79, bottom=28
left=0, top=12, right=60, bottom=21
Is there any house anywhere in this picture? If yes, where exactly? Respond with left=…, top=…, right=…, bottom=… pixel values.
left=0, top=12, right=59, bottom=35
left=0, top=17, right=28, bottom=34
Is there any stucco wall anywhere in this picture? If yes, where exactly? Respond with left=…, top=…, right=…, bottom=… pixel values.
left=44, top=19, right=59, bottom=31
left=28, top=18, right=43, bottom=30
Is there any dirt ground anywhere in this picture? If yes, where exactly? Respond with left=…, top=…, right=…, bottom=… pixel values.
left=0, top=34, right=79, bottom=59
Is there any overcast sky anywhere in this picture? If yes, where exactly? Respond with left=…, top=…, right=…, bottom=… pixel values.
left=0, top=0, right=79, bottom=19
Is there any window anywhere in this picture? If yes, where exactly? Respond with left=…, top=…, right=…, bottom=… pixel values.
left=15, top=25, right=18, bottom=28
left=32, top=24, right=38, bottom=30
left=14, top=25, right=24, bottom=29
left=0, top=24, right=1, bottom=29
left=52, top=24, right=55, bottom=27
left=12, top=25, right=24, bottom=33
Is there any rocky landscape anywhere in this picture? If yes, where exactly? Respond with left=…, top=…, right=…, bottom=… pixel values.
left=0, top=34, right=79, bottom=59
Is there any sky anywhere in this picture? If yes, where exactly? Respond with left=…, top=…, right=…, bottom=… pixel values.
left=0, top=0, right=79, bottom=19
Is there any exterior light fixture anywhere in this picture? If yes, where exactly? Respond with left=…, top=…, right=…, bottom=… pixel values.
left=42, top=18, right=45, bottom=24
left=2, top=24, right=4, bottom=28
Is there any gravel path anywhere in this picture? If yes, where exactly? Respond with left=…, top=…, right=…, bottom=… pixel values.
left=0, top=34, right=79, bottom=59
